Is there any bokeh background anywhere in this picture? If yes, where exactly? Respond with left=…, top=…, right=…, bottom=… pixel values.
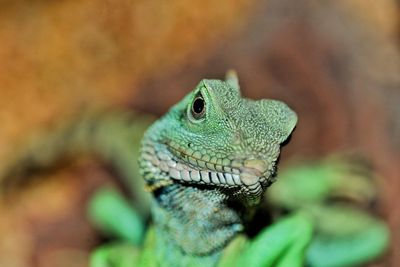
left=0, top=0, right=399, bottom=266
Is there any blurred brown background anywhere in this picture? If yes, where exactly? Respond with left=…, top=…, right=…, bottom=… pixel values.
left=0, top=0, right=399, bottom=266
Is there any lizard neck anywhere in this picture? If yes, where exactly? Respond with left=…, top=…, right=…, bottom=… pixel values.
left=151, top=183, right=244, bottom=257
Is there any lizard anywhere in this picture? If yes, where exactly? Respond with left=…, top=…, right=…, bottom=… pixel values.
left=1, top=70, right=300, bottom=266
left=136, top=70, right=298, bottom=266
left=89, top=72, right=389, bottom=267
left=0, top=71, right=388, bottom=266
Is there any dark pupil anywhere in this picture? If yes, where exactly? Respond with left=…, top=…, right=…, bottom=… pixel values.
left=192, top=97, right=204, bottom=114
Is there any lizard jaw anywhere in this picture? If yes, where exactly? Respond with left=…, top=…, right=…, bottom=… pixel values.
left=140, top=139, right=276, bottom=205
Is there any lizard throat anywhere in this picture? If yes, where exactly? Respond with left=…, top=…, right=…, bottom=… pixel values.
left=140, top=139, right=249, bottom=256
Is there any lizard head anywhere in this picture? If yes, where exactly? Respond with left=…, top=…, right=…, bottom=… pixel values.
left=139, top=71, right=297, bottom=206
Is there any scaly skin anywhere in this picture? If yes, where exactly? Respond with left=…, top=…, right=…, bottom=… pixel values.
left=137, top=71, right=297, bottom=265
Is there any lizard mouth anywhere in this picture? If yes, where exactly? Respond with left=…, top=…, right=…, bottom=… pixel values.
left=140, top=139, right=276, bottom=202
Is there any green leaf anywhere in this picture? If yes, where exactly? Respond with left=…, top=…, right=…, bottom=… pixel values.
left=88, top=186, right=145, bottom=245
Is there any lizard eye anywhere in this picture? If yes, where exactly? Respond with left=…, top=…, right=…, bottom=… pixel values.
left=189, top=94, right=206, bottom=121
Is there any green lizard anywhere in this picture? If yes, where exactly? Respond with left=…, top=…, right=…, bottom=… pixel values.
left=0, top=72, right=389, bottom=266
left=91, top=70, right=306, bottom=267
left=89, top=72, right=389, bottom=267
left=138, top=70, right=298, bottom=266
